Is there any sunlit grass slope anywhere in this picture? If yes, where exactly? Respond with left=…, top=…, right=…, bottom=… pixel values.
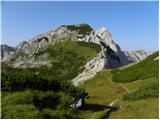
left=81, top=51, right=159, bottom=118
left=1, top=40, right=101, bottom=119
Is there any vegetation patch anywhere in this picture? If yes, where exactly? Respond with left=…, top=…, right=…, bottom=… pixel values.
left=2, top=104, right=41, bottom=119
left=1, top=40, right=101, bottom=119
left=33, top=40, right=101, bottom=81
left=77, top=41, right=101, bottom=53
left=112, top=51, right=159, bottom=82
left=1, top=90, right=81, bottom=119
left=123, top=81, right=159, bottom=100
left=62, top=24, right=93, bottom=36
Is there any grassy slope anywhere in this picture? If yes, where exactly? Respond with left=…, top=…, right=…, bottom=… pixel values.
left=1, top=41, right=158, bottom=119
left=78, top=70, right=125, bottom=118
left=33, top=40, right=101, bottom=81
left=112, top=51, right=158, bottom=83
left=1, top=41, right=101, bottom=119
left=110, top=98, right=158, bottom=119
left=80, top=52, right=159, bottom=118
left=81, top=70, right=158, bottom=118
left=3, top=40, right=101, bottom=82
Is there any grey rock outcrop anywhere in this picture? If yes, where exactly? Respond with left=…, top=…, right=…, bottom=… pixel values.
left=124, top=50, right=151, bottom=62
left=12, top=24, right=91, bottom=57
left=72, top=52, right=105, bottom=86
left=0, top=44, right=15, bottom=60
left=95, top=28, right=130, bottom=68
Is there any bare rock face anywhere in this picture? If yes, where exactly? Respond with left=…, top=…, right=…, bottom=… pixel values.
left=0, top=44, right=15, bottom=60
left=95, top=28, right=130, bottom=68
left=78, top=27, right=130, bottom=68
left=72, top=53, right=105, bottom=86
left=124, top=50, right=151, bottom=62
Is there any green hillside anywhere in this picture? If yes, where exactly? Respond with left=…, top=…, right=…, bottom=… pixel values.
left=1, top=44, right=159, bottom=118
left=81, top=51, right=159, bottom=118
left=1, top=40, right=101, bottom=119
left=112, top=51, right=158, bottom=82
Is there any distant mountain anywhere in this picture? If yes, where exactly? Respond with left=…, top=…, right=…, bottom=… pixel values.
left=1, top=24, right=150, bottom=67
left=124, top=50, right=152, bottom=62
left=0, top=44, right=15, bottom=60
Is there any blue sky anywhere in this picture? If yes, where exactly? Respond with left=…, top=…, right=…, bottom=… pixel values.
left=1, top=1, right=158, bottom=51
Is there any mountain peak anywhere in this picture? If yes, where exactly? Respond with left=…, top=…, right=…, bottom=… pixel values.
left=1, top=24, right=150, bottom=69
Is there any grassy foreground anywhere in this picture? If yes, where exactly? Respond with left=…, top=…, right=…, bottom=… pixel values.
left=81, top=70, right=158, bottom=118
left=80, top=52, right=159, bottom=118
left=1, top=41, right=101, bottom=119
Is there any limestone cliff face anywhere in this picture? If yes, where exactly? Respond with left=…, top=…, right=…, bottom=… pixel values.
left=0, top=44, right=15, bottom=60
left=124, top=50, right=151, bottom=62
left=72, top=53, right=105, bottom=86
left=95, top=27, right=130, bottom=68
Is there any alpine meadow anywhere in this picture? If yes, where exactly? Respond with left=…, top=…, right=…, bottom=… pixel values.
left=1, top=1, right=159, bottom=119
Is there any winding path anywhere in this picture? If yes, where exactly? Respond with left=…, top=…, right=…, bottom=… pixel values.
left=105, top=83, right=130, bottom=118
left=109, top=98, right=119, bottom=106
left=108, top=83, right=130, bottom=106
left=120, top=84, right=130, bottom=93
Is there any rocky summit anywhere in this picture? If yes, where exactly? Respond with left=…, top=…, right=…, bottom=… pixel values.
left=1, top=24, right=150, bottom=85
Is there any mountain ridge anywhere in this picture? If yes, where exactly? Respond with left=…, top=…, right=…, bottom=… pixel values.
left=1, top=24, right=150, bottom=68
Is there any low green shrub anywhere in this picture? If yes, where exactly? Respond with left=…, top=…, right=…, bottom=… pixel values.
left=77, top=41, right=101, bottom=53
left=2, top=104, right=41, bottom=119
left=123, top=81, right=159, bottom=100
left=41, top=108, right=55, bottom=119
left=33, top=91, right=60, bottom=110
left=64, top=24, right=93, bottom=36
left=1, top=90, right=34, bottom=106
